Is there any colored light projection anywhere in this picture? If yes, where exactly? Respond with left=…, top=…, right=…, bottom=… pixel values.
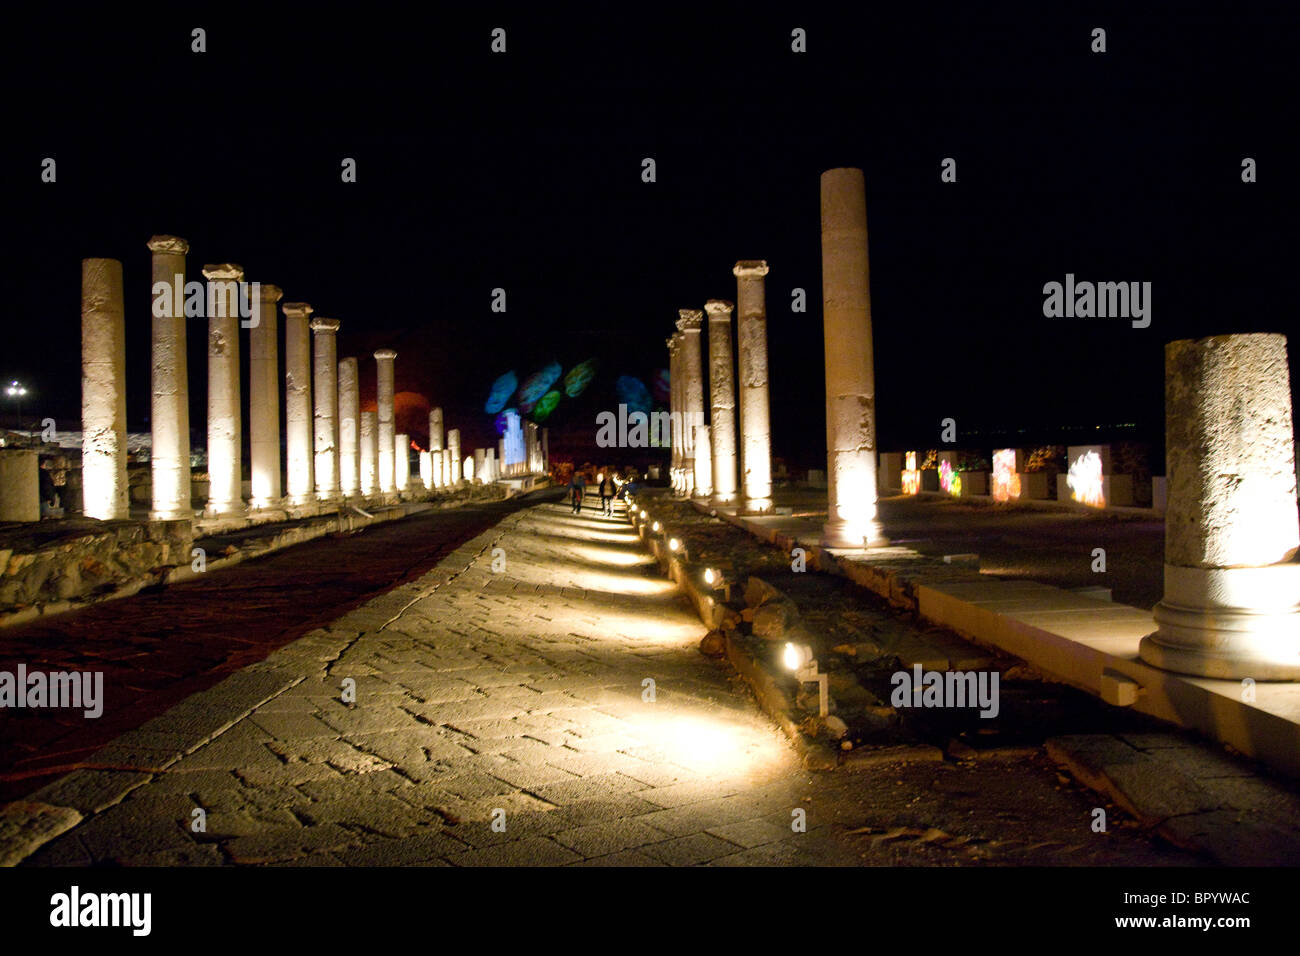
left=991, top=448, right=1021, bottom=502
left=1067, top=449, right=1105, bottom=507
left=518, top=361, right=563, bottom=413
left=615, top=375, right=653, bottom=416
left=532, top=390, right=562, bottom=422
left=939, top=460, right=962, bottom=497
left=564, top=359, right=597, bottom=398
left=652, top=368, right=671, bottom=403
left=901, top=451, right=921, bottom=495
left=485, top=371, right=518, bottom=414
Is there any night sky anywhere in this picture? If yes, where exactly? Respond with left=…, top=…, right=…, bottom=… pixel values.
left=4, top=6, right=1297, bottom=470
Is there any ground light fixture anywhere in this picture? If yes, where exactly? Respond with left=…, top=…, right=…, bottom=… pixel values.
left=703, top=567, right=731, bottom=602
left=651, top=521, right=661, bottom=533
left=668, top=538, right=680, bottom=552
left=783, top=642, right=828, bottom=718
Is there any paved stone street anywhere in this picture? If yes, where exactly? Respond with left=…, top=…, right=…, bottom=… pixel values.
left=22, top=498, right=1200, bottom=866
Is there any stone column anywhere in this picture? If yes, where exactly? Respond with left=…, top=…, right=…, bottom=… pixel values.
left=338, top=357, right=360, bottom=498
left=394, top=433, right=410, bottom=492
left=249, top=282, right=283, bottom=510
left=147, top=236, right=192, bottom=520
left=819, top=169, right=886, bottom=547
left=430, top=449, right=443, bottom=489
left=693, top=425, right=713, bottom=498
left=678, top=309, right=705, bottom=498
left=375, top=349, right=397, bottom=494
left=203, top=263, right=245, bottom=518
left=542, top=428, right=549, bottom=473
left=497, top=439, right=506, bottom=478
left=0, top=449, right=40, bottom=522
left=667, top=334, right=681, bottom=492
left=447, top=428, right=462, bottom=488
left=429, top=407, right=444, bottom=452
left=1140, top=334, right=1300, bottom=679
left=419, top=450, right=433, bottom=490
left=474, top=448, right=487, bottom=483
left=734, top=261, right=772, bottom=513
left=486, top=447, right=498, bottom=482
left=282, top=302, right=315, bottom=507
left=705, top=299, right=739, bottom=503
left=360, top=410, right=378, bottom=498
left=311, top=318, right=342, bottom=504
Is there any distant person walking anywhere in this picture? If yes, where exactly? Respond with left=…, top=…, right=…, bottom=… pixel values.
left=569, top=471, right=586, bottom=514
left=599, top=473, right=615, bottom=516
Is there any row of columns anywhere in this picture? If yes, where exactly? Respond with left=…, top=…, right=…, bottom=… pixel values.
left=79, top=236, right=482, bottom=523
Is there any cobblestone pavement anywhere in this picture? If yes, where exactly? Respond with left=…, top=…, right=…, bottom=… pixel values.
left=23, top=499, right=1200, bottom=866
left=0, top=496, right=540, bottom=801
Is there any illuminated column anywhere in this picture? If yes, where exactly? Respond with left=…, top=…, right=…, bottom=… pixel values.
left=338, top=357, right=360, bottom=498
left=147, top=237, right=192, bottom=520
left=486, top=447, right=498, bottom=482
left=526, top=422, right=540, bottom=473
left=1140, top=334, right=1300, bottom=679
left=667, top=333, right=681, bottom=492
left=542, top=428, right=549, bottom=473
left=282, top=302, right=315, bottom=507
left=419, top=450, right=433, bottom=490
left=705, top=299, right=738, bottom=503
left=678, top=309, right=704, bottom=497
left=203, top=263, right=245, bottom=518
left=693, top=425, right=713, bottom=498
left=429, top=407, right=444, bottom=452
left=734, top=261, right=772, bottom=513
left=311, top=318, right=342, bottom=504
left=819, top=169, right=886, bottom=547
left=374, top=349, right=397, bottom=494
left=249, top=281, right=283, bottom=510
left=394, top=433, right=410, bottom=492
left=474, top=448, right=487, bottom=483
left=447, top=428, right=462, bottom=488
left=432, top=450, right=444, bottom=489
left=360, top=410, right=378, bottom=497
left=497, top=439, right=506, bottom=478
left=81, top=258, right=129, bottom=520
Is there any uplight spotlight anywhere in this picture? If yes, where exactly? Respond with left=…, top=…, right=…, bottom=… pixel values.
left=782, top=642, right=828, bottom=718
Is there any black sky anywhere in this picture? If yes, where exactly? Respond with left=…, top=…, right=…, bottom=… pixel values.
left=4, top=5, right=1297, bottom=468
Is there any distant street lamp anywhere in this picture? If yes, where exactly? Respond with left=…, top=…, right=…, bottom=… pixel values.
left=5, top=381, right=28, bottom=429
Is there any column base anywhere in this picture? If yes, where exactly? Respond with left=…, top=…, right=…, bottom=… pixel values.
left=821, top=518, right=888, bottom=550
left=149, top=507, right=194, bottom=522
left=1138, top=563, right=1300, bottom=680
left=741, top=497, right=774, bottom=515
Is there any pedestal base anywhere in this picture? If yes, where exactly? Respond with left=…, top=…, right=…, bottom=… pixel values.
left=1139, top=563, right=1300, bottom=679
left=821, top=518, right=888, bottom=550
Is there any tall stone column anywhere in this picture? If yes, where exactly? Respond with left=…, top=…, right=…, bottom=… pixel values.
left=497, top=439, right=506, bottom=478
left=311, top=318, right=342, bottom=504
left=203, top=263, right=245, bottom=518
left=705, top=299, right=738, bottom=503
left=819, top=169, right=886, bottom=547
left=474, top=448, right=487, bottom=483
left=147, top=236, right=192, bottom=520
left=1140, top=334, right=1300, bottom=679
left=282, top=302, right=315, bottom=507
left=249, top=282, right=283, bottom=510
left=541, top=428, right=549, bottom=473
left=394, top=433, right=410, bottom=492
left=734, top=261, right=773, bottom=513
left=419, top=450, right=433, bottom=490
left=693, top=425, right=713, bottom=498
left=338, top=357, right=360, bottom=498
left=667, top=334, right=681, bottom=492
left=374, top=349, right=397, bottom=494
left=486, top=447, right=498, bottom=482
left=429, top=407, right=444, bottom=452
left=360, top=410, right=378, bottom=497
left=447, top=428, right=462, bottom=488
left=678, top=309, right=705, bottom=498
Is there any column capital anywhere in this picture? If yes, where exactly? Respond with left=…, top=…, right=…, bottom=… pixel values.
left=676, top=309, right=704, bottom=332
left=374, top=348, right=397, bottom=361
left=733, top=260, right=770, bottom=278
left=705, top=299, right=734, bottom=317
left=202, top=263, right=245, bottom=281
left=147, top=235, right=189, bottom=255
left=666, top=335, right=679, bottom=352
left=282, top=301, right=313, bottom=319
left=259, top=284, right=284, bottom=303
left=310, top=317, right=341, bottom=334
